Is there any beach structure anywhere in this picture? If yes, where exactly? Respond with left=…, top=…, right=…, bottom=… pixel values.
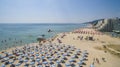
left=37, top=36, right=46, bottom=46
left=93, top=17, right=120, bottom=32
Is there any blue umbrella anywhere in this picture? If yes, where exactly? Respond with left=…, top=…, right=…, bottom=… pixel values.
left=24, top=59, right=28, bottom=62
left=37, top=65, right=43, bottom=67
left=56, top=60, right=61, bottom=63
left=8, top=53, right=13, bottom=56
left=49, top=58, right=53, bottom=61
left=16, top=63, right=21, bottom=66
left=43, top=61, right=48, bottom=65
left=78, top=61, right=83, bottom=65
left=36, top=54, right=39, bottom=56
left=1, top=64, right=5, bottom=67
left=71, top=55, right=75, bottom=59
left=4, top=57, right=9, bottom=61
left=90, top=64, right=94, bottom=67
left=30, top=52, right=34, bottom=54
left=30, top=56, right=34, bottom=59
left=36, top=58, right=40, bottom=62
left=24, top=54, right=28, bottom=57
left=35, top=49, right=38, bottom=52
left=30, top=61, right=35, bottom=65
left=76, top=49, right=81, bottom=52
left=9, top=59, right=14, bottom=64
left=24, top=63, right=29, bottom=67
left=69, top=59, right=74, bottom=62
left=50, top=64, right=56, bottom=67
left=65, top=63, right=71, bottom=66
left=18, top=57, right=22, bottom=60
left=41, top=56, right=45, bottom=59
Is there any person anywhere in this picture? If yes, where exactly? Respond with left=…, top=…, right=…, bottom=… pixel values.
left=96, top=58, right=100, bottom=64
left=102, top=57, right=106, bottom=62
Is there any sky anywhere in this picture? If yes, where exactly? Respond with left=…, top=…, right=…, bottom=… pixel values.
left=0, top=0, right=120, bottom=23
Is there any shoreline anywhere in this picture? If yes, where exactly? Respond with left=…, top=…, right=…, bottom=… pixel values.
left=1, top=27, right=120, bottom=67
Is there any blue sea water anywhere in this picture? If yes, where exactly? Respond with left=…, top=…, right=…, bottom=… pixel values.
left=0, top=23, right=87, bottom=51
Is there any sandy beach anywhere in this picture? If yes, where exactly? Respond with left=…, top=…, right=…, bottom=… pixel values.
left=0, top=28, right=120, bottom=67
left=51, top=28, right=120, bottom=67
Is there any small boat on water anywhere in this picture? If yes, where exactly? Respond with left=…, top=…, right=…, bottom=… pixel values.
left=48, top=29, right=52, bottom=32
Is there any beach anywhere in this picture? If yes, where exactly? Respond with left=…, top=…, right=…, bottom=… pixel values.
left=53, top=28, right=120, bottom=67
left=0, top=27, right=120, bottom=67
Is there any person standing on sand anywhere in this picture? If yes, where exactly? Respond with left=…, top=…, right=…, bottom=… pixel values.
left=96, top=58, right=100, bottom=64
left=102, top=57, right=106, bottom=62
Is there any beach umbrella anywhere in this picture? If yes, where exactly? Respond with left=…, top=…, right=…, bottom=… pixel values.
left=62, top=56, right=67, bottom=60
left=0, top=54, right=5, bottom=59
left=78, top=61, right=83, bottom=65
left=50, top=64, right=56, bottom=67
left=30, top=61, right=35, bottom=65
left=24, top=63, right=29, bottom=67
left=43, top=61, right=48, bottom=65
left=37, top=63, right=42, bottom=66
left=9, top=59, right=14, bottom=64
left=8, top=53, right=13, bottom=56
left=69, top=59, right=74, bottom=62
left=50, top=62, right=54, bottom=64
left=36, top=58, right=40, bottom=62
left=90, top=64, right=94, bottom=67
left=15, top=63, right=21, bottom=66
left=24, top=59, right=29, bottom=62
left=30, top=52, right=34, bottom=54
left=79, top=57, right=84, bottom=61
left=1, top=64, right=5, bottom=67
left=65, top=63, right=71, bottom=67
left=49, top=57, right=53, bottom=61
left=37, top=65, right=43, bottom=67
left=41, top=56, right=45, bottom=59
left=4, top=57, right=9, bottom=61
left=17, top=52, right=22, bottom=55
left=71, top=55, right=76, bottom=59
left=36, top=53, right=39, bottom=56
left=50, top=62, right=55, bottom=67
left=35, top=49, right=39, bottom=52
left=19, top=59, right=23, bottom=64
left=69, top=58, right=76, bottom=63
left=18, top=56, right=22, bottom=60
left=76, top=49, right=81, bottom=52
left=60, top=58, right=65, bottom=63
left=56, top=60, right=61, bottom=63
left=30, top=56, right=34, bottom=60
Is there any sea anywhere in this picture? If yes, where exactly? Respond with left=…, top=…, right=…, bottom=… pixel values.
left=0, top=23, right=87, bottom=51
